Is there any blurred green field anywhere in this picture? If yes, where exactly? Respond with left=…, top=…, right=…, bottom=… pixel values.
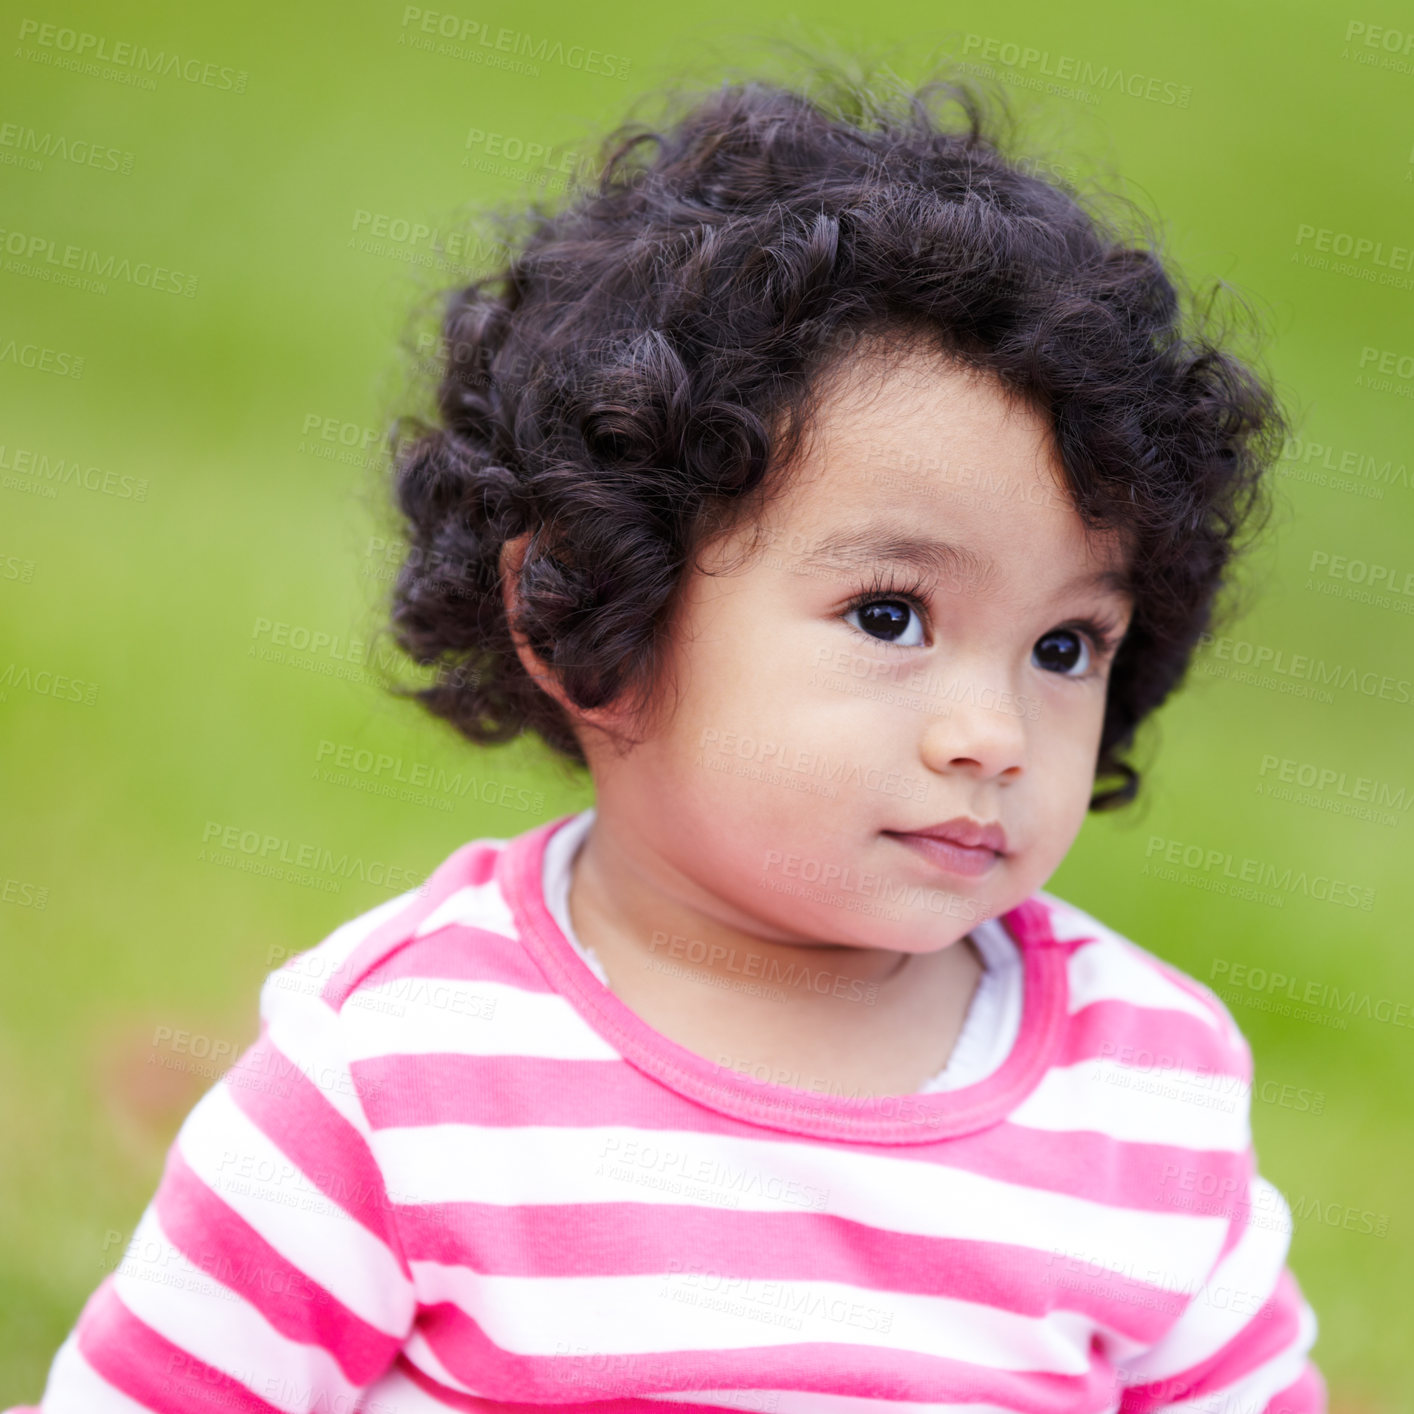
left=2, top=0, right=1412, bottom=1404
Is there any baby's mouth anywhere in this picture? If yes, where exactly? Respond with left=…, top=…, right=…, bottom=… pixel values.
left=881, top=829, right=1004, bottom=880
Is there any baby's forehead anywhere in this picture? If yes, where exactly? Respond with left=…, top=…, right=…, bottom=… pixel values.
left=737, top=493, right=1136, bottom=609
left=762, top=450, right=1128, bottom=565
left=795, top=353, right=1067, bottom=474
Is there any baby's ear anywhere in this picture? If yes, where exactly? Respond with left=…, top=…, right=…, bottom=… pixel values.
left=498, top=533, right=586, bottom=724
left=499, top=532, right=551, bottom=686
left=497, top=531, right=633, bottom=762
left=498, top=531, right=531, bottom=615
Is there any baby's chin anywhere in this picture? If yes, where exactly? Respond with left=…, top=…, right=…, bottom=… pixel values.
left=682, top=810, right=1050, bottom=936
left=753, top=886, right=1010, bottom=957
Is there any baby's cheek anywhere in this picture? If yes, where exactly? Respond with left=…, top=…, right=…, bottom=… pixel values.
left=1038, top=693, right=1107, bottom=770
left=1026, top=737, right=1095, bottom=847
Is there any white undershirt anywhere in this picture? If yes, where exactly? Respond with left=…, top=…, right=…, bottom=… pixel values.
left=540, top=808, right=1025, bottom=1093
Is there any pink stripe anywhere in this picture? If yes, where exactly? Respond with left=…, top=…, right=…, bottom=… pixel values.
left=394, top=1353, right=801, bottom=1413
left=1119, top=1267, right=1306, bottom=1412
left=396, top=1200, right=1186, bottom=1339
left=1056, top=998, right=1248, bottom=1078
left=320, top=840, right=503, bottom=1011
left=74, top=1277, right=284, bottom=1413
left=226, top=1030, right=410, bottom=1272
left=156, top=1146, right=401, bottom=1382
left=1204, top=1147, right=1258, bottom=1273
left=350, top=1050, right=1250, bottom=1212
left=1261, top=1360, right=1326, bottom=1413
left=415, top=1302, right=1113, bottom=1412
left=1187, top=1265, right=1306, bottom=1390
left=355, top=922, right=553, bottom=993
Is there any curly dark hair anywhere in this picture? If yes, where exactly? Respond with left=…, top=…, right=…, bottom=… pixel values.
left=384, top=63, right=1286, bottom=810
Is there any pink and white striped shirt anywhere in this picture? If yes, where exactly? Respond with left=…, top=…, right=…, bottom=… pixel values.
left=11, top=809, right=1326, bottom=1412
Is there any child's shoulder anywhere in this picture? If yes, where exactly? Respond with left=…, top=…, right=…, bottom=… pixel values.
left=257, top=827, right=531, bottom=1025
left=1031, top=886, right=1253, bottom=1073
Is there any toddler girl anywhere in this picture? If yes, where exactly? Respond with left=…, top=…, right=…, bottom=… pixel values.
left=14, top=67, right=1325, bottom=1413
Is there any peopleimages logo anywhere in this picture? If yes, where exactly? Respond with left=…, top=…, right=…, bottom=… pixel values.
left=958, top=34, right=1192, bottom=106
left=1295, top=223, right=1414, bottom=273
left=1278, top=433, right=1410, bottom=496
left=1257, top=752, right=1410, bottom=823
left=1145, top=835, right=1375, bottom=911
left=15, top=18, right=249, bottom=92
left=1211, top=959, right=1413, bottom=1034
left=0, top=121, right=134, bottom=174
left=0, top=224, right=198, bottom=296
left=1196, top=631, right=1412, bottom=705
left=397, top=8, right=630, bottom=79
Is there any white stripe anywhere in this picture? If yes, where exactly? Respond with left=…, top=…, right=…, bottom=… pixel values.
left=379, top=1333, right=1011, bottom=1411
left=407, top=1265, right=1098, bottom=1374
left=1065, top=934, right=1222, bottom=1031
left=356, top=1359, right=485, bottom=1410
left=415, top=880, right=517, bottom=939
left=647, top=1395, right=1029, bottom=1414
left=111, top=1208, right=362, bottom=1413
left=401, top=1329, right=484, bottom=1395
left=1009, top=1058, right=1251, bottom=1150
left=341, top=977, right=620, bottom=1061
left=176, top=1082, right=411, bottom=1332
left=257, top=994, right=367, bottom=1132
left=260, top=888, right=422, bottom=1021
left=253, top=891, right=418, bottom=1134
left=1159, top=1299, right=1318, bottom=1413
left=1033, top=890, right=1109, bottom=945
left=1117, top=1176, right=1292, bottom=1380
left=30, top=1332, right=156, bottom=1414
left=374, top=1126, right=1226, bottom=1287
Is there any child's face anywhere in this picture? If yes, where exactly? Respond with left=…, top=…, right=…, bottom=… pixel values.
left=559, top=344, right=1134, bottom=954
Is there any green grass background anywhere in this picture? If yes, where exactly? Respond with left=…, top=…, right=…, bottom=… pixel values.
left=2, top=0, right=1411, bottom=1404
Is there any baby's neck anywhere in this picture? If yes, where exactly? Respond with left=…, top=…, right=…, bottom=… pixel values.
left=563, top=826, right=986, bottom=1097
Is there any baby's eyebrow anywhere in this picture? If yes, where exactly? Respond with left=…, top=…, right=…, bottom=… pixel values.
left=1054, top=563, right=1135, bottom=601
left=795, top=524, right=994, bottom=589
left=794, top=522, right=1134, bottom=601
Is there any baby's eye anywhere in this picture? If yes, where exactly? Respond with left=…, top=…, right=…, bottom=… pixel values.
left=844, top=597, right=926, bottom=648
left=1032, top=627, right=1092, bottom=677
